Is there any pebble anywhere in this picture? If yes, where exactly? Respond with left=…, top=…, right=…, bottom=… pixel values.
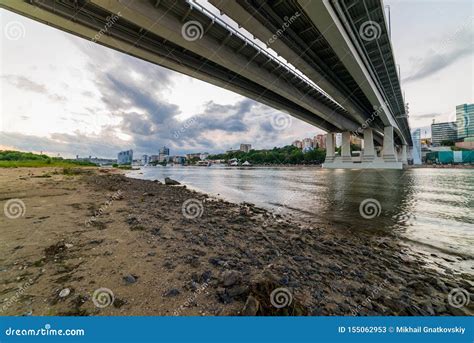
left=123, top=275, right=137, bottom=284
left=59, top=288, right=70, bottom=298
left=163, top=288, right=180, bottom=297
left=241, top=296, right=259, bottom=316
left=221, top=270, right=242, bottom=287
left=164, top=177, right=180, bottom=185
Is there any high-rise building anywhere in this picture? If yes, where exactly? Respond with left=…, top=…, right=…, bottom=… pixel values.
left=240, top=144, right=252, bottom=153
left=314, top=134, right=325, bottom=149
left=159, top=146, right=170, bottom=162
left=456, top=103, right=474, bottom=140
left=335, top=133, right=342, bottom=148
left=431, top=121, right=457, bottom=146
left=411, top=129, right=421, bottom=165
left=117, top=149, right=133, bottom=165
left=142, top=154, right=149, bottom=165
left=302, top=138, right=313, bottom=149
left=302, top=138, right=314, bottom=153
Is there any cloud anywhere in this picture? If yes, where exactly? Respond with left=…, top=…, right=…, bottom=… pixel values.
left=2, top=75, right=47, bottom=93
left=2, top=74, right=68, bottom=103
left=2, top=26, right=321, bottom=158
left=403, top=23, right=473, bottom=83
left=413, top=113, right=439, bottom=119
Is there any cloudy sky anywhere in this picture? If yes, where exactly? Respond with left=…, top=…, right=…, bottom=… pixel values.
left=1, top=0, right=473, bottom=158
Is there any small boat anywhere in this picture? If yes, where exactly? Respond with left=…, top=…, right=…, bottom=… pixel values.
left=228, top=158, right=239, bottom=166
left=242, top=161, right=252, bottom=166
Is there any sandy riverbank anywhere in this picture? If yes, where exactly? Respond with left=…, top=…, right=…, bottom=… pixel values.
left=0, top=167, right=472, bottom=316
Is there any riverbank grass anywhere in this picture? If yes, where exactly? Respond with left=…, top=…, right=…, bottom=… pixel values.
left=0, top=150, right=97, bottom=168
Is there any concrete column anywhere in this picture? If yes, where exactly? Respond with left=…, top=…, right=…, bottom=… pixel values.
left=325, top=133, right=335, bottom=163
left=362, top=128, right=375, bottom=162
left=401, top=144, right=408, bottom=164
left=341, top=131, right=352, bottom=162
left=382, top=126, right=398, bottom=162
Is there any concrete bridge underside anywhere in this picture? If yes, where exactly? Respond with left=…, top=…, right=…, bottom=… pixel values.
left=2, top=0, right=411, bottom=169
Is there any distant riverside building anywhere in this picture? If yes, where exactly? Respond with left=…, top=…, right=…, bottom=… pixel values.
left=186, top=153, right=201, bottom=160
left=456, top=103, right=474, bottom=140
left=200, top=152, right=209, bottom=160
left=335, top=133, right=342, bottom=148
left=117, top=149, right=133, bottom=165
left=240, top=144, right=252, bottom=153
left=292, top=140, right=302, bottom=149
left=314, top=134, right=325, bottom=149
left=173, top=156, right=186, bottom=165
left=411, top=129, right=422, bottom=165
left=149, top=155, right=159, bottom=163
left=159, top=146, right=170, bottom=162
left=431, top=121, right=457, bottom=146
left=142, top=154, right=149, bottom=165
left=302, top=138, right=313, bottom=149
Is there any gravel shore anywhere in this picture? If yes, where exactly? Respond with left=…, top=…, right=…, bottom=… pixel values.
left=0, top=168, right=472, bottom=316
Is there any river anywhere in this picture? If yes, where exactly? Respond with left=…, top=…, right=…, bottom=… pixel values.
left=127, top=166, right=473, bottom=270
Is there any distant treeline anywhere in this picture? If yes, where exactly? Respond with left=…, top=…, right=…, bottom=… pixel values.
left=0, top=150, right=97, bottom=168
left=208, top=145, right=326, bottom=164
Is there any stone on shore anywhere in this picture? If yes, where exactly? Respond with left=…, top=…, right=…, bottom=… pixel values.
left=221, top=270, right=242, bottom=287
left=164, top=177, right=180, bottom=185
left=241, top=295, right=259, bottom=316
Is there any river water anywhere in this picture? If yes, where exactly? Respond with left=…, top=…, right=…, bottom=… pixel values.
left=127, top=166, right=473, bottom=264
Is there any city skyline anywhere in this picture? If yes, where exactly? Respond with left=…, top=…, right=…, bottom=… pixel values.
left=1, top=0, right=473, bottom=158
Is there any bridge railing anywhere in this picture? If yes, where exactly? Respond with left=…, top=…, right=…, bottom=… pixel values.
left=187, top=0, right=346, bottom=112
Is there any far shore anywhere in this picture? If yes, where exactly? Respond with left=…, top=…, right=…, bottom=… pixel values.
left=0, top=167, right=472, bottom=316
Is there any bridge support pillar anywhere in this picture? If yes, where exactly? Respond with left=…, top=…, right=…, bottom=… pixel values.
left=362, top=128, right=375, bottom=162
left=324, top=133, right=335, bottom=163
left=382, top=126, right=398, bottom=162
left=401, top=144, right=408, bottom=164
left=341, top=131, right=352, bottom=162
left=322, top=127, right=402, bottom=170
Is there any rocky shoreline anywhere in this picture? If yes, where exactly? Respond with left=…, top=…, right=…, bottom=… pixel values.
left=0, top=168, right=472, bottom=316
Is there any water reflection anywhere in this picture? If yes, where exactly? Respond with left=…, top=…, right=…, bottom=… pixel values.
left=128, top=166, right=473, bottom=258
